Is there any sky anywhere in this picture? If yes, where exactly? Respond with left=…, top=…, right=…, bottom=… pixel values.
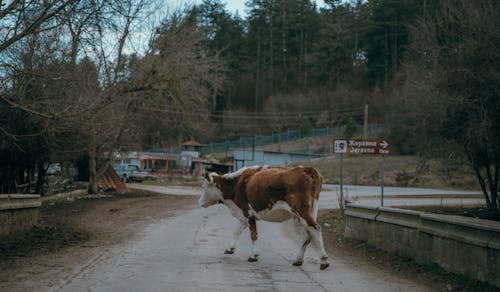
left=188, top=0, right=327, bottom=17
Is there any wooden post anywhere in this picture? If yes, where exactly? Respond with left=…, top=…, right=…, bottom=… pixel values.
left=363, top=104, right=368, bottom=139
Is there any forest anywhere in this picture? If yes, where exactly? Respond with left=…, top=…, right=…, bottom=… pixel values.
left=0, top=0, right=499, bottom=210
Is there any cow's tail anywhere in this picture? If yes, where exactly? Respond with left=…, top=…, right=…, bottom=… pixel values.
left=302, top=167, right=323, bottom=219
left=304, top=167, right=323, bottom=200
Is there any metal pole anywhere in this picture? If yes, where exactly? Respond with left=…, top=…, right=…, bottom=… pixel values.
left=381, top=154, right=385, bottom=206
left=340, top=154, right=344, bottom=206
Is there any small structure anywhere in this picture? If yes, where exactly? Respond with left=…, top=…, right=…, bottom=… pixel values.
left=181, top=140, right=202, bottom=157
left=113, top=140, right=205, bottom=178
left=98, top=165, right=128, bottom=193
left=180, top=140, right=203, bottom=176
left=114, top=151, right=140, bottom=166
left=138, top=152, right=177, bottom=176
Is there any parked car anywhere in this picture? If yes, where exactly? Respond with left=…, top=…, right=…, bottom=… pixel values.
left=47, top=163, right=61, bottom=176
left=114, top=164, right=148, bottom=182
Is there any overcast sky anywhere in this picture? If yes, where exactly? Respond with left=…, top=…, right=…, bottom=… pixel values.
left=187, top=0, right=327, bottom=17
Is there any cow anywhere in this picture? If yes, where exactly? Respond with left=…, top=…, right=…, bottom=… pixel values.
left=198, top=165, right=330, bottom=270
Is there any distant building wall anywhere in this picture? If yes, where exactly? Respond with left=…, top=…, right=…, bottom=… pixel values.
left=233, top=149, right=322, bottom=170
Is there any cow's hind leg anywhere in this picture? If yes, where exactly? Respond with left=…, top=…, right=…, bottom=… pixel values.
left=302, top=213, right=329, bottom=270
left=225, top=221, right=247, bottom=254
left=293, top=228, right=312, bottom=266
left=247, top=217, right=259, bottom=262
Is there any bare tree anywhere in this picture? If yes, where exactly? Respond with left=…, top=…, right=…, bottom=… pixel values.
left=0, top=0, right=149, bottom=194
left=403, top=0, right=500, bottom=211
left=0, top=0, right=79, bottom=52
left=128, top=10, right=226, bottom=142
left=0, top=2, right=227, bottom=194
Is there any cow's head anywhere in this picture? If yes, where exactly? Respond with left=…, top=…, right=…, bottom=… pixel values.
left=199, top=172, right=224, bottom=208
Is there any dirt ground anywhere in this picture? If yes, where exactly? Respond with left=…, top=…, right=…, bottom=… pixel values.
left=0, top=191, right=497, bottom=291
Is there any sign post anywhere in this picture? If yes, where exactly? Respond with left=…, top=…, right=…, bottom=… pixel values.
left=333, top=138, right=392, bottom=206
left=381, top=154, right=385, bottom=206
left=334, top=140, right=348, bottom=205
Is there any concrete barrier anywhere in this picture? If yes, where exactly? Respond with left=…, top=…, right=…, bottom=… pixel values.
left=0, top=194, right=41, bottom=236
left=345, top=204, right=500, bottom=288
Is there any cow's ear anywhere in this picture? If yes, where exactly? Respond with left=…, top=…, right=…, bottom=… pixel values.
left=208, top=172, right=219, bottom=183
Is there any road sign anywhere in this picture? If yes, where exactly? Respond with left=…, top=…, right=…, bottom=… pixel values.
left=334, top=138, right=392, bottom=155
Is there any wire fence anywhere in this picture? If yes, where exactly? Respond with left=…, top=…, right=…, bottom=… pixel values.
left=199, top=124, right=388, bottom=155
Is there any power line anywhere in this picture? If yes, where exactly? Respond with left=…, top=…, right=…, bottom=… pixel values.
left=140, top=106, right=364, bottom=121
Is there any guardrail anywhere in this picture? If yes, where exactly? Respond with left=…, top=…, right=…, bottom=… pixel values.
left=345, top=204, right=500, bottom=288
left=0, top=194, right=41, bottom=236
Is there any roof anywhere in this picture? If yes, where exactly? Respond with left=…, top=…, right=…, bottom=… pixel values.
left=181, top=140, right=202, bottom=147
left=138, top=152, right=178, bottom=160
left=98, top=165, right=128, bottom=194
left=203, top=161, right=234, bottom=166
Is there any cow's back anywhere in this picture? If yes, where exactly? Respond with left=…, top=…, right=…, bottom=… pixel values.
left=241, top=166, right=319, bottom=213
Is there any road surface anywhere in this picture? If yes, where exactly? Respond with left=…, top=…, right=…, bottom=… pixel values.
left=54, top=183, right=484, bottom=291
left=58, top=203, right=433, bottom=292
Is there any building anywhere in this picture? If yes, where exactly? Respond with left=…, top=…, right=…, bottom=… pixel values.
left=233, top=149, right=322, bottom=170
left=113, top=140, right=205, bottom=178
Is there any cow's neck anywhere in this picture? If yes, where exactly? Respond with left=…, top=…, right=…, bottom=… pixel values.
left=222, top=191, right=235, bottom=201
left=220, top=177, right=237, bottom=201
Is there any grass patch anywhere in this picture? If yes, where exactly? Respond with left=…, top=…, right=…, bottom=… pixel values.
left=0, top=218, right=88, bottom=263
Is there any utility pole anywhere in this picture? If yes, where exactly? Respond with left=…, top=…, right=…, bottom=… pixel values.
left=363, top=104, right=368, bottom=138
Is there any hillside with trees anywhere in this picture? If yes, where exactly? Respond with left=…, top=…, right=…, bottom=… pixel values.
left=0, top=0, right=498, bottom=211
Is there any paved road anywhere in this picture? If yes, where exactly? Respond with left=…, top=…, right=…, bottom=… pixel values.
left=319, top=184, right=482, bottom=208
left=55, top=183, right=481, bottom=291
left=58, top=204, right=433, bottom=292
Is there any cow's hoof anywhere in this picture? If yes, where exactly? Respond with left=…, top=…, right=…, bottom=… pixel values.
left=292, top=259, right=303, bottom=266
left=248, top=256, right=258, bottom=262
left=320, top=262, right=330, bottom=270
left=224, top=248, right=235, bottom=254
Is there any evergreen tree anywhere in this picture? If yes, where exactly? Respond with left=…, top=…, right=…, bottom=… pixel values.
left=362, top=0, right=423, bottom=89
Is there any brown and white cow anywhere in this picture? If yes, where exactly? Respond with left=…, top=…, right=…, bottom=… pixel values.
left=198, top=165, right=330, bottom=270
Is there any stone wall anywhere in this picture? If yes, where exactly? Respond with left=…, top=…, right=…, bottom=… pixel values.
left=345, top=204, right=500, bottom=288
left=0, top=194, right=41, bottom=236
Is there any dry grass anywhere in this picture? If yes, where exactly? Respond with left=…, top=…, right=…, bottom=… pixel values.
left=309, top=155, right=478, bottom=190
left=206, top=136, right=479, bottom=190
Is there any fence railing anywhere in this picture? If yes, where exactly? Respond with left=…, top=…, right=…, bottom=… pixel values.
left=200, top=125, right=388, bottom=155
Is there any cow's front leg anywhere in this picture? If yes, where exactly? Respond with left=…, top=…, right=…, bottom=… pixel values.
left=225, top=220, right=247, bottom=254
left=248, top=217, right=259, bottom=262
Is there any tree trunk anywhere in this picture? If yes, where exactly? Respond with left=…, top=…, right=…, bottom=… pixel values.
left=35, top=160, right=46, bottom=196
left=281, top=5, right=287, bottom=91
left=384, top=27, right=389, bottom=92
left=87, top=122, right=98, bottom=194
left=269, top=10, right=274, bottom=95
left=255, top=26, right=261, bottom=112
left=87, top=146, right=98, bottom=194
left=495, top=163, right=499, bottom=210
